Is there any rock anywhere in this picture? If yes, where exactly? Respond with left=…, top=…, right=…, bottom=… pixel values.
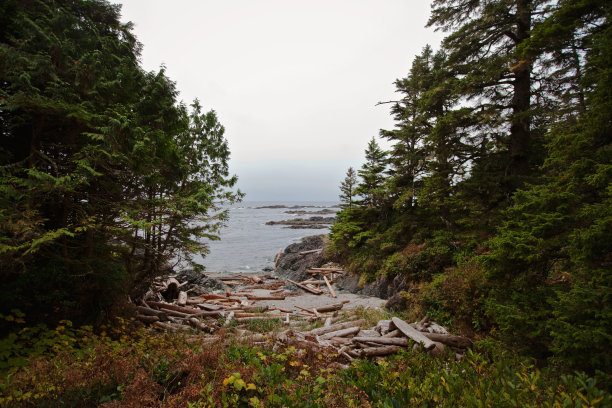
left=265, top=216, right=336, bottom=228
left=385, top=292, right=408, bottom=310
left=174, top=269, right=227, bottom=296
left=275, top=235, right=328, bottom=282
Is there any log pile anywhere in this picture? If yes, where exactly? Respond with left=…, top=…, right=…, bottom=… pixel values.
left=284, top=315, right=473, bottom=362
left=135, top=274, right=352, bottom=334
left=287, top=264, right=346, bottom=297
left=136, top=271, right=472, bottom=364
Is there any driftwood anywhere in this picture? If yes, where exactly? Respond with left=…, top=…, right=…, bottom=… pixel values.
left=287, top=279, right=323, bottom=295
left=273, top=248, right=282, bottom=273
left=318, top=326, right=361, bottom=340
left=136, top=314, right=159, bottom=324
left=423, top=333, right=473, bottom=349
left=314, top=300, right=349, bottom=313
left=305, top=320, right=366, bottom=337
left=352, top=337, right=410, bottom=346
left=159, top=307, right=192, bottom=318
left=235, top=316, right=283, bottom=323
left=323, top=276, right=337, bottom=298
left=147, top=301, right=202, bottom=315
left=177, top=291, right=188, bottom=306
left=246, top=294, right=286, bottom=300
left=188, top=317, right=214, bottom=332
left=359, top=346, right=403, bottom=357
left=136, top=306, right=168, bottom=321
left=391, top=317, right=436, bottom=350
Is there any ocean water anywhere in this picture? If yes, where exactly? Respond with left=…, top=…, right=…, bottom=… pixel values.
left=193, top=201, right=338, bottom=273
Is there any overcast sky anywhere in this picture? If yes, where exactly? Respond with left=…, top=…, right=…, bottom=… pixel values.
left=118, top=1, right=443, bottom=202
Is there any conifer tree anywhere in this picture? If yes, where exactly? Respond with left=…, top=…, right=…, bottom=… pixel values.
left=339, top=167, right=358, bottom=209
left=356, top=138, right=388, bottom=208
left=428, top=0, right=549, bottom=185
left=0, top=0, right=240, bottom=324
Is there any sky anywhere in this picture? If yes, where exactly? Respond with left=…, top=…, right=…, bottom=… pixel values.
left=118, top=0, right=444, bottom=202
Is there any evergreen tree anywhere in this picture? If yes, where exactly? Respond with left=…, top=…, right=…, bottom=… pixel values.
left=355, top=137, right=388, bottom=208
left=339, top=167, right=357, bottom=209
left=428, top=0, right=550, bottom=186
left=0, top=0, right=240, bottom=324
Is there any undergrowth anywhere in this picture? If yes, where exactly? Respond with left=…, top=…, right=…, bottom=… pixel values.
left=0, top=314, right=610, bottom=407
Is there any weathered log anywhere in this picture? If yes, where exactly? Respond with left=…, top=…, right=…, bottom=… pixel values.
left=197, top=303, right=225, bottom=311
left=328, top=337, right=353, bottom=345
left=153, top=321, right=178, bottom=331
left=383, top=329, right=401, bottom=338
left=273, top=248, right=282, bottom=273
left=224, top=311, right=234, bottom=326
left=136, top=306, right=168, bottom=321
left=314, top=300, right=349, bottom=313
left=429, top=341, right=446, bottom=357
left=304, top=320, right=366, bottom=337
left=146, top=301, right=201, bottom=315
left=323, top=276, right=337, bottom=298
left=391, top=317, right=436, bottom=350
left=245, top=295, right=286, bottom=300
left=318, top=326, right=360, bottom=340
left=160, top=307, right=192, bottom=318
left=415, top=315, right=430, bottom=331
left=136, top=314, right=159, bottom=324
left=287, top=279, right=323, bottom=295
left=177, top=291, right=188, bottom=306
left=187, top=317, right=213, bottom=332
left=352, top=337, right=410, bottom=346
left=235, top=316, right=282, bottom=323
left=225, top=305, right=270, bottom=312
left=234, top=312, right=284, bottom=318
left=422, top=333, right=473, bottom=349
left=359, top=345, right=403, bottom=357
left=296, top=306, right=316, bottom=315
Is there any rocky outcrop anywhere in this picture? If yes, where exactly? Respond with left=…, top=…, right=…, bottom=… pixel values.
left=174, top=269, right=227, bottom=296
left=284, top=209, right=336, bottom=215
left=335, top=272, right=412, bottom=310
left=266, top=216, right=335, bottom=229
left=274, top=235, right=328, bottom=282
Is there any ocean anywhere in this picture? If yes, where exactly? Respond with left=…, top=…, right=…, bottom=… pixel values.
left=193, top=201, right=338, bottom=273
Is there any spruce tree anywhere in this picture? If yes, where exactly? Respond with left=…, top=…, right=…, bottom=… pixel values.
left=339, top=167, right=357, bottom=209
left=428, top=0, right=549, bottom=184
left=355, top=137, right=388, bottom=208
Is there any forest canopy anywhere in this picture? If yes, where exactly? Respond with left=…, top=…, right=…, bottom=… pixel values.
left=0, top=0, right=240, bottom=326
left=331, top=0, right=611, bottom=374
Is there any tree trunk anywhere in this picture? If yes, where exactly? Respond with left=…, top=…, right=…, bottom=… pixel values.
left=509, top=0, right=532, bottom=177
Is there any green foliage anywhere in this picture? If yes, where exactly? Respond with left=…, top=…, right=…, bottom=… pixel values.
left=329, top=0, right=611, bottom=375
left=0, top=317, right=610, bottom=407
left=0, top=0, right=240, bottom=326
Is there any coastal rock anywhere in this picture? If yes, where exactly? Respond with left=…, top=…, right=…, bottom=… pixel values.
left=266, top=216, right=335, bottom=228
left=284, top=209, right=336, bottom=215
left=275, top=235, right=328, bottom=282
left=335, top=272, right=411, bottom=307
left=174, top=269, right=227, bottom=295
